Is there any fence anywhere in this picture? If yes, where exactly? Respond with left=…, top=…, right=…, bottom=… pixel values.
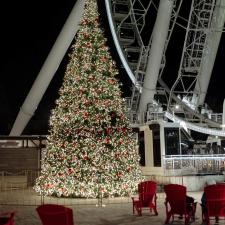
left=163, top=154, right=225, bottom=176
left=0, top=169, right=136, bottom=206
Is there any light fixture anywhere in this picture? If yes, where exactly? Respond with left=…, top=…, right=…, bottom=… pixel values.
left=175, top=104, right=180, bottom=110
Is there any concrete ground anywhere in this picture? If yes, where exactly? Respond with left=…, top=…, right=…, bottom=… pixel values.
left=0, top=191, right=213, bottom=225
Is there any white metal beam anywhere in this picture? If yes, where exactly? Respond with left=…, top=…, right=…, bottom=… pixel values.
left=165, top=111, right=225, bottom=137
left=10, top=0, right=85, bottom=136
left=105, top=0, right=137, bottom=85
left=138, top=0, right=174, bottom=113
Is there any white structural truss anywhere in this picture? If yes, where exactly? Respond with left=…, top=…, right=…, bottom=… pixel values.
left=169, top=0, right=225, bottom=112
left=194, top=0, right=225, bottom=106
left=106, top=0, right=183, bottom=112
left=107, top=0, right=225, bottom=136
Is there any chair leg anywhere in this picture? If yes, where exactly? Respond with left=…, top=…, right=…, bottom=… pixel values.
left=137, top=207, right=142, bottom=216
left=153, top=206, right=158, bottom=216
left=185, top=214, right=190, bottom=225
left=215, top=216, right=219, bottom=223
left=133, top=202, right=141, bottom=216
left=165, top=211, right=172, bottom=224
left=205, top=214, right=210, bottom=225
left=191, top=202, right=196, bottom=221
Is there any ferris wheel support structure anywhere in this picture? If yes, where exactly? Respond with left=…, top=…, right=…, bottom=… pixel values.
left=138, top=0, right=174, bottom=113
left=9, top=0, right=85, bottom=136
left=107, top=0, right=223, bottom=133
left=168, top=0, right=225, bottom=118
left=193, top=0, right=225, bottom=106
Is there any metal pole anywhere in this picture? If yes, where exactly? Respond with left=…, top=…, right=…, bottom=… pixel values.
left=10, top=0, right=85, bottom=136
left=222, top=99, right=225, bottom=130
left=138, top=0, right=174, bottom=113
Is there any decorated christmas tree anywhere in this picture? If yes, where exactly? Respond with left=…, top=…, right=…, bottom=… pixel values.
left=34, top=0, right=142, bottom=198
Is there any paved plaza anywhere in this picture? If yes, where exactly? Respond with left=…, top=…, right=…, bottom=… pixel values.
left=0, top=191, right=211, bottom=225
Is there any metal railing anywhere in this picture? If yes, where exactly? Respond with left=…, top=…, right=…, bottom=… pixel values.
left=163, top=154, right=225, bottom=176
left=0, top=169, right=134, bottom=206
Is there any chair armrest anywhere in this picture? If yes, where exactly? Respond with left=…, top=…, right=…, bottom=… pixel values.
left=131, top=197, right=139, bottom=202
left=0, top=211, right=16, bottom=218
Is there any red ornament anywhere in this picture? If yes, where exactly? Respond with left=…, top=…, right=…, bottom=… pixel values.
left=101, top=56, right=107, bottom=62
left=117, top=172, right=122, bottom=177
left=105, top=138, right=110, bottom=144
left=108, top=79, right=115, bottom=84
left=65, top=128, right=71, bottom=134
left=127, top=166, right=131, bottom=172
left=68, top=168, right=74, bottom=174
left=86, top=42, right=92, bottom=47
left=83, top=112, right=89, bottom=118
left=81, top=19, right=88, bottom=25
left=111, top=112, right=116, bottom=118
left=83, top=32, right=89, bottom=38
left=88, top=75, right=94, bottom=81
left=72, top=156, right=77, bottom=162
left=72, top=142, right=77, bottom=147
left=106, top=128, right=110, bottom=135
left=115, top=153, right=120, bottom=158
left=61, top=143, right=65, bottom=148
left=46, top=183, right=54, bottom=188
left=84, top=100, right=90, bottom=106
left=79, top=88, right=84, bottom=94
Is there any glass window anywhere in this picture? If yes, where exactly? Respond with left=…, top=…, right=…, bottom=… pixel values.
left=164, top=128, right=180, bottom=155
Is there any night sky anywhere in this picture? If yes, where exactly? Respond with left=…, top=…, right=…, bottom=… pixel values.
left=0, top=0, right=224, bottom=135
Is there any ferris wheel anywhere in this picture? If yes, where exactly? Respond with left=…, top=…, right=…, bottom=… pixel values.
left=9, top=0, right=225, bottom=136
left=105, top=0, right=225, bottom=136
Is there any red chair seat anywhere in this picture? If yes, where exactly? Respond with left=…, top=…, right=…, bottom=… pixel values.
left=0, top=211, right=16, bottom=225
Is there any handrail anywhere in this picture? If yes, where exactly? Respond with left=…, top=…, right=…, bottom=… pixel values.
left=165, top=111, right=225, bottom=137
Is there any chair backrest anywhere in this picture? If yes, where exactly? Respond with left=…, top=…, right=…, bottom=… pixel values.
left=0, top=211, right=16, bottom=225
left=164, top=184, right=187, bottom=215
left=205, top=184, right=225, bottom=217
left=36, top=204, right=74, bottom=225
left=138, top=181, right=157, bottom=207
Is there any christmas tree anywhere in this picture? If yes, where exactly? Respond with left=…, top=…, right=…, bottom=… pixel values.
left=34, top=0, right=142, bottom=198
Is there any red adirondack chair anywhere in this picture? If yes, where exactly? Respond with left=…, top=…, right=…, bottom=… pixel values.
left=132, top=180, right=158, bottom=216
left=164, top=184, right=196, bottom=225
left=36, top=204, right=74, bottom=225
left=0, top=211, right=16, bottom=225
left=202, top=183, right=225, bottom=225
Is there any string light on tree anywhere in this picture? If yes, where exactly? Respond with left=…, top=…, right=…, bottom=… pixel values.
left=34, top=0, right=142, bottom=198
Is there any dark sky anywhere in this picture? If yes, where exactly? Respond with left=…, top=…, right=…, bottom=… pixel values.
left=0, top=0, right=76, bottom=134
left=0, top=0, right=224, bottom=135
